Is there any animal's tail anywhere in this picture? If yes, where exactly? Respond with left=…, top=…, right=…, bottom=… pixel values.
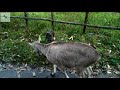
left=89, top=43, right=101, bottom=60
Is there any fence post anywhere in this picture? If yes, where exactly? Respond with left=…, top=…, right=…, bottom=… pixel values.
left=24, top=12, right=28, bottom=28
left=83, top=12, right=89, bottom=33
left=51, top=12, right=54, bottom=30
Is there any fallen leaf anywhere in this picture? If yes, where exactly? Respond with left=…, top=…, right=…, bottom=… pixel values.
left=107, top=70, right=112, bottom=74
left=68, top=36, right=74, bottom=40
left=112, top=44, right=116, bottom=47
left=97, top=42, right=101, bottom=45
left=114, top=71, right=120, bottom=75
left=108, top=50, right=112, bottom=54
left=61, top=38, right=64, bottom=40
left=24, top=63, right=28, bottom=67
left=107, top=64, right=111, bottom=70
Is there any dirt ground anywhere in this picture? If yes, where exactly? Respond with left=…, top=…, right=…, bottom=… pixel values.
left=0, top=62, right=120, bottom=78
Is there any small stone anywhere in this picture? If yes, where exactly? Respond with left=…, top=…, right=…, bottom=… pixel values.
left=110, top=77, right=114, bottom=78
left=0, top=64, right=2, bottom=67
left=32, top=72, right=36, bottom=77
left=40, top=67, right=45, bottom=72
left=18, top=74, right=21, bottom=78
left=107, top=65, right=111, bottom=69
left=70, top=70, right=76, bottom=74
left=47, top=69, right=51, bottom=72
left=20, top=68, right=26, bottom=71
left=8, top=64, right=13, bottom=68
left=92, top=72, right=99, bottom=76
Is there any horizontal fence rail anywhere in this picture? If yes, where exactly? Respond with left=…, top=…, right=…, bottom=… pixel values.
left=10, top=16, right=120, bottom=30
left=1, top=12, right=120, bottom=33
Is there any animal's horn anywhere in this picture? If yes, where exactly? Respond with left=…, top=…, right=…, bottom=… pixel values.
left=28, top=42, right=32, bottom=46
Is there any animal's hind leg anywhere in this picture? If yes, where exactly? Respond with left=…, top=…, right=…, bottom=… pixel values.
left=86, top=66, right=93, bottom=78
left=76, top=67, right=85, bottom=78
left=79, top=66, right=93, bottom=78
left=57, top=65, right=69, bottom=78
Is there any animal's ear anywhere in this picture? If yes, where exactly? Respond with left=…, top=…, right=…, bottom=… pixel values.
left=38, top=35, right=42, bottom=43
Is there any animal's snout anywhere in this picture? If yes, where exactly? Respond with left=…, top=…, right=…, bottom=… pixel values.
left=28, top=42, right=42, bottom=55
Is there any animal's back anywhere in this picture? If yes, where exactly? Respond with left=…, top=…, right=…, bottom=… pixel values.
left=46, top=42, right=100, bottom=69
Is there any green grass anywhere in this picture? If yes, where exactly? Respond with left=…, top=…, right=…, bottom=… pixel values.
left=0, top=12, right=120, bottom=69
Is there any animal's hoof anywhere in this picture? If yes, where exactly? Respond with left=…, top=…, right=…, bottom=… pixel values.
left=50, top=72, right=55, bottom=77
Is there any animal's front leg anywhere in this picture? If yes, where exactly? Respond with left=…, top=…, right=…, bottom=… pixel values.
left=51, top=64, right=57, bottom=77
left=64, top=70, right=69, bottom=78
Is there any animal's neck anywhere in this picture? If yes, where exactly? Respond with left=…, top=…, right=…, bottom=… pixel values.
left=37, top=43, right=48, bottom=55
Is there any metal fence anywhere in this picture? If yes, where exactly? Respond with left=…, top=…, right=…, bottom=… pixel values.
left=8, top=12, right=120, bottom=33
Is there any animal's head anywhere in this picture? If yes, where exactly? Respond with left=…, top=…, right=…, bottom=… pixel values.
left=28, top=35, right=42, bottom=56
left=46, top=30, right=55, bottom=43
